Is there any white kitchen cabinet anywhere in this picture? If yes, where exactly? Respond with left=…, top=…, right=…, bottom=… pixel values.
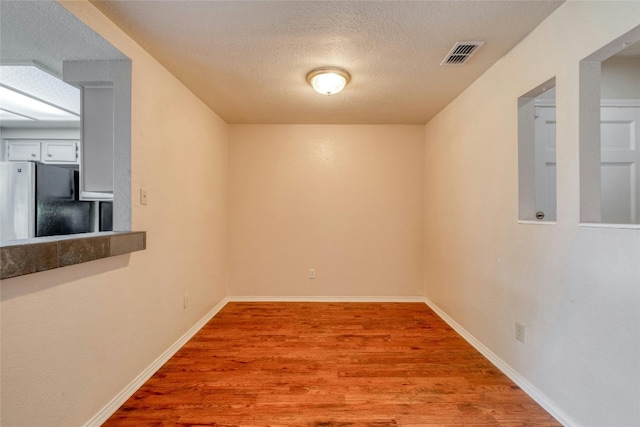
left=4, top=140, right=79, bottom=165
left=6, top=141, right=41, bottom=161
left=81, top=86, right=114, bottom=195
left=41, top=141, right=78, bottom=164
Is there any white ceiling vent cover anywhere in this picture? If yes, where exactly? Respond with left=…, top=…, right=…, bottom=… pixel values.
left=441, top=41, right=485, bottom=65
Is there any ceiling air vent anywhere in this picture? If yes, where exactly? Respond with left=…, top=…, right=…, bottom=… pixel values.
left=441, top=41, right=485, bottom=65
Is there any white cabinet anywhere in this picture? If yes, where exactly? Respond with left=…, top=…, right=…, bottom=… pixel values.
left=6, top=141, right=41, bottom=161
left=42, top=141, right=78, bottom=163
left=5, top=140, right=79, bottom=165
left=82, top=86, right=114, bottom=194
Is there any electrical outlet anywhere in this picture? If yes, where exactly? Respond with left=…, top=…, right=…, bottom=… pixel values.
left=183, top=294, right=188, bottom=309
left=309, top=269, right=315, bottom=279
left=515, top=322, right=525, bottom=343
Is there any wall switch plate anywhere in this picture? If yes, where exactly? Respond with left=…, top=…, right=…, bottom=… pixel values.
left=515, top=322, right=525, bottom=343
left=309, top=269, right=315, bottom=279
left=140, top=189, right=148, bottom=205
left=183, top=295, right=188, bottom=309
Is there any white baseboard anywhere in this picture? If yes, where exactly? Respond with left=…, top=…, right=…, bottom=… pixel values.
left=422, top=297, right=578, bottom=427
left=84, top=297, right=230, bottom=427
left=227, top=295, right=426, bottom=303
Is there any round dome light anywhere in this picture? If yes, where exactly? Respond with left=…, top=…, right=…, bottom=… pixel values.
left=306, top=67, right=351, bottom=95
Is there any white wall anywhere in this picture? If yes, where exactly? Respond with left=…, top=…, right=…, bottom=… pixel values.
left=424, top=2, right=640, bottom=426
left=229, top=125, right=424, bottom=298
left=0, top=1, right=229, bottom=425
left=0, top=128, right=80, bottom=139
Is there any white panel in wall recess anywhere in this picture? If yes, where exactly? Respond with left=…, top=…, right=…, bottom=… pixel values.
left=599, top=106, right=639, bottom=223
left=601, top=121, right=633, bottom=150
left=601, top=163, right=634, bottom=223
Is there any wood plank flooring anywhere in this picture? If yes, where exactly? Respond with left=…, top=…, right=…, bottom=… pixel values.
left=104, top=302, right=560, bottom=426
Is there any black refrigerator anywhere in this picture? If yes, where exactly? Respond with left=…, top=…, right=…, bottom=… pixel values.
left=35, top=162, right=93, bottom=237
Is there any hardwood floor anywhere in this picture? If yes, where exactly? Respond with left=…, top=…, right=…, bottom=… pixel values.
left=104, top=302, right=560, bottom=426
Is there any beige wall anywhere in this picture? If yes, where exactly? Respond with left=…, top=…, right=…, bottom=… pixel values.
left=229, top=125, right=424, bottom=298
left=3, top=1, right=640, bottom=426
left=0, top=2, right=229, bottom=426
left=601, top=56, right=640, bottom=99
left=424, top=2, right=640, bottom=426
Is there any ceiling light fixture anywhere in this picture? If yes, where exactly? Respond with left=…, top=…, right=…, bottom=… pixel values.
left=0, top=64, right=80, bottom=123
left=0, top=86, right=78, bottom=121
left=306, top=67, right=351, bottom=95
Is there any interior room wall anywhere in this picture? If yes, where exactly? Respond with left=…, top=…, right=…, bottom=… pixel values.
left=601, top=56, right=640, bottom=99
left=229, top=125, right=424, bottom=298
left=0, top=1, right=229, bottom=425
left=423, top=2, right=640, bottom=426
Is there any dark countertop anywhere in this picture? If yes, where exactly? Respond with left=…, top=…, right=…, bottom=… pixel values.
left=0, top=231, right=146, bottom=279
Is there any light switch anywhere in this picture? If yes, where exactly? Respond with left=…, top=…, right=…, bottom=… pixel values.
left=140, top=189, right=148, bottom=205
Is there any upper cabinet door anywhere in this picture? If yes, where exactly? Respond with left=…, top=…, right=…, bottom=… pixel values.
left=6, top=141, right=41, bottom=161
left=42, top=141, right=78, bottom=163
left=82, top=86, right=114, bottom=195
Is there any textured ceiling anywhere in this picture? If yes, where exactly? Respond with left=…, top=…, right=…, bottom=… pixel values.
left=0, top=1, right=126, bottom=76
left=92, top=1, right=563, bottom=124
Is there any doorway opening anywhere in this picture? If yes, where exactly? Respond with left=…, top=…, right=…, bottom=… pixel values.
left=518, top=78, right=557, bottom=223
left=580, top=25, right=640, bottom=226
